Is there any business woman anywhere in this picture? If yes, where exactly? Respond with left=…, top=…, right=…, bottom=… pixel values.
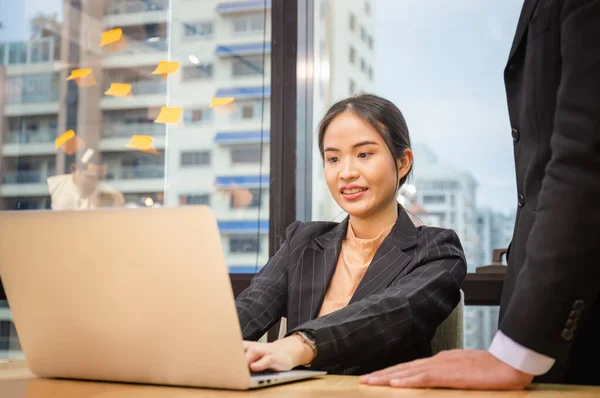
left=236, top=94, right=467, bottom=375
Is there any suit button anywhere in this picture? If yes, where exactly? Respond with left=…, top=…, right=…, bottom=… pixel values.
left=561, top=328, right=574, bottom=341
left=511, top=128, right=520, bottom=142
left=517, top=194, right=525, bottom=207
left=574, top=299, right=585, bottom=311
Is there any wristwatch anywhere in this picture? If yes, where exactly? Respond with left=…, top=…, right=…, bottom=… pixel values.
left=293, top=330, right=317, bottom=367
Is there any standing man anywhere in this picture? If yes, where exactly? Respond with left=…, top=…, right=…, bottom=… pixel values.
left=361, top=0, right=600, bottom=389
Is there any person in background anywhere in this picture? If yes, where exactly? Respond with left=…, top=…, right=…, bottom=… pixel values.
left=236, top=94, right=467, bottom=375
left=361, top=0, right=600, bottom=389
left=47, top=150, right=124, bottom=210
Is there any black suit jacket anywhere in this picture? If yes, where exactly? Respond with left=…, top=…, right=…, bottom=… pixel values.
left=500, top=0, right=600, bottom=385
left=236, top=208, right=466, bottom=375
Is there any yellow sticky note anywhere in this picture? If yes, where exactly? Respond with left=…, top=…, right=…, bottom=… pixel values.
left=100, top=28, right=123, bottom=46
left=105, top=83, right=132, bottom=97
left=210, top=97, right=235, bottom=107
left=66, top=69, right=92, bottom=80
left=152, top=61, right=180, bottom=75
left=55, top=130, right=75, bottom=148
left=126, top=135, right=154, bottom=150
left=154, top=106, right=183, bottom=124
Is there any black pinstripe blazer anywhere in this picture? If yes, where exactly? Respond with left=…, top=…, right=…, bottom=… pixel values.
left=236, top=207, right=467, bottom=375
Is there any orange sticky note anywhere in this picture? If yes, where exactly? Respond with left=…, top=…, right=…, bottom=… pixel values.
left=154, top=106, right=182, bottom=124
left=152, top=61, right=180, bottom=75
left=55, top=130, right=75, bottom=148
left=100, top=28, right=123, bottom=46
left=66, top=69, right=92, bottom=80
left=126, top=135, right=158, bottom=153
left=210, top=97, right=235, bottom=107
left=62, top=135, right=84, bottom=155
left=105, top=83, right=132, bottom=97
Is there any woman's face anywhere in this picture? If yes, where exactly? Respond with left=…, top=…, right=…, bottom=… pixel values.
left=322, top=112, right=405, bottom=220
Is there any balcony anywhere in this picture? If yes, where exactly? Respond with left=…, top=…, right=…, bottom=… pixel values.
left=106, top=166, right=164, bottom=181
left=103, top=38, right=168, bottom=55
left=104, top=1, right=168, bottom=29
left=4, top=74, right=60, bottom=116
left=103, top=123, right=165, bottom=138
left=1, top=170, right=55, bottom=185
left=101, top=80, right=167, bottom=109
left=100, top=123, right=166, bottom=151
left=5, top=90, right=59, bottom=106
left=2, top=129, right=56, bottom=156
left=0, top=38, right=56, bottom=66
left=105, top=0, right=169, bottom=15
left=3, top=129, right=54, bottom=144
left=104, top=165, right=165, bottom=193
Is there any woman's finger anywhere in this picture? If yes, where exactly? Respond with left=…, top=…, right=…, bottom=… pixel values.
left=245, top=346, right=265, bottom=366
left=250, top=354, right=274, bottom=373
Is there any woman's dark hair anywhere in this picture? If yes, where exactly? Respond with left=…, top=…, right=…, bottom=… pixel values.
left=317, top=93, right=413, bottom=188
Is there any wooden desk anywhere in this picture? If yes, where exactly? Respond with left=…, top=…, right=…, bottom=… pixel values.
left=1, top=361, right=599, bottom=397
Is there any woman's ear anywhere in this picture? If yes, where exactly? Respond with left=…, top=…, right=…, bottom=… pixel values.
left=397, top=148, right=413, bottom=181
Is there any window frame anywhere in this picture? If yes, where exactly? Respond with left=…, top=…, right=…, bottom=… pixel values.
left=182, top=21, right=215, bottom=39
left=179, top=150, right=212, bottom=167
left=181, top=64, right=214, bottom=81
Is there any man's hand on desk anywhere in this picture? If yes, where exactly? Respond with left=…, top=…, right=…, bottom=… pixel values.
left=243, top=336, right=315, bottom=372
left=359, top=350, right=534, bottom=390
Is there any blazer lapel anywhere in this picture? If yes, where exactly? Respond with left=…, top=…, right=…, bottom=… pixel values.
left=506, top=0, right=539, bottom=63
left=309, top=218, right=348, bottom=320
left=349, top=208, right=418, bottom=304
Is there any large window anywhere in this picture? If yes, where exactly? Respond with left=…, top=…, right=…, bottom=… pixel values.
left=0, top=0, right=523, bottom=358
left=0, top=0, right=271, bottom=359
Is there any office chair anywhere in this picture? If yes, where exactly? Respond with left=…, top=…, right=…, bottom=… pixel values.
left=431, top=289, right=465, bottom=354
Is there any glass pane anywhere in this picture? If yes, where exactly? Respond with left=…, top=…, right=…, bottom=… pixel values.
left=308, top=0, right=521, bottom=350
left=0, top=0, right=271, bottom=360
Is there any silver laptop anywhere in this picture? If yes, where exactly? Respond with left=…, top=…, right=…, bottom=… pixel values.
left=0, top=206, right=325, bottom=390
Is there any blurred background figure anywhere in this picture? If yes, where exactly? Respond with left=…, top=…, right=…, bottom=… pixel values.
left=47, top=151, right=124, bottom=210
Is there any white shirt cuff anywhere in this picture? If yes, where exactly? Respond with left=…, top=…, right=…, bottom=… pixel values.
left=488, top=331, right=555, bottom=376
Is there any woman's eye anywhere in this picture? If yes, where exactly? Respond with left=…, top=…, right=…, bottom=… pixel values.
left=358, top=152, right=371, bottom=158
left=327, top=157, right=339, bottom=163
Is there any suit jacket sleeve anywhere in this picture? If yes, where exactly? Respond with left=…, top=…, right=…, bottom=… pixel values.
left=499, top=0, right=600, bottom=362
left=235, top=221, right=300, bottom=341
left=288, top=229, right=466, bottom=369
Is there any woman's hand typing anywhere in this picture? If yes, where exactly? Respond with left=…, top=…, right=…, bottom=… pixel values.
left=243, top=336, right=315, bottom=372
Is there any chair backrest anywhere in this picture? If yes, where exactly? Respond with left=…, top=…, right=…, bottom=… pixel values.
left=431, top=289, right=464, bottom=354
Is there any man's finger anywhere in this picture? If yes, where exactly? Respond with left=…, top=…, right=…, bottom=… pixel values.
left=390, top=372, right=437, bottom=389
left=363, top=364, right=429, bottom=386
left=362, top=357, right=433, bottom=379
